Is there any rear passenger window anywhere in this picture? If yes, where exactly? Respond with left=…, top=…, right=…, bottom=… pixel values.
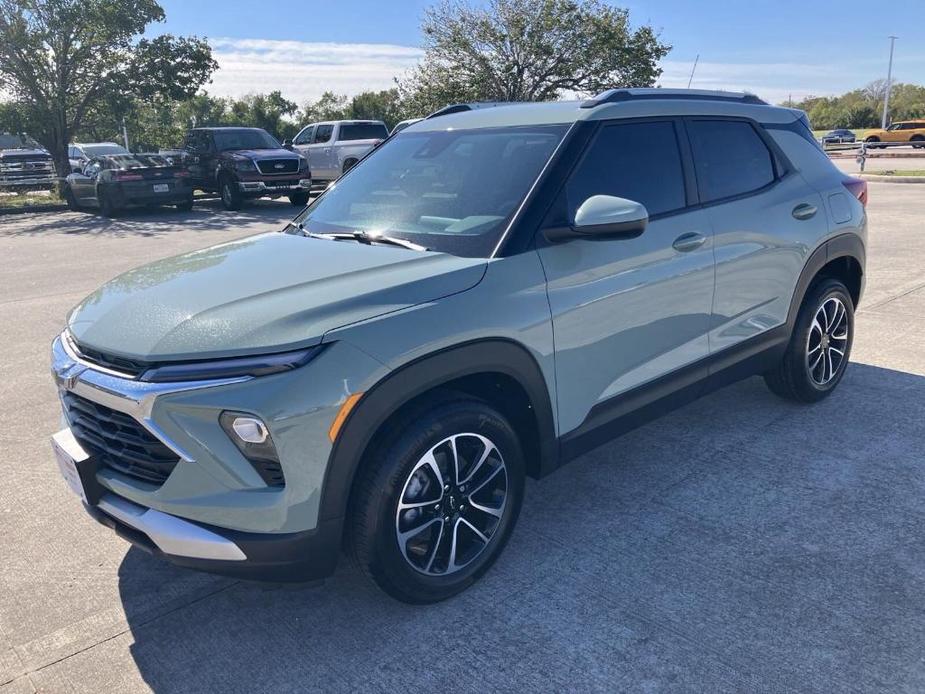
left=566, top=121, right=686, bottom=218
left=687, top=120, right=775, bottom=202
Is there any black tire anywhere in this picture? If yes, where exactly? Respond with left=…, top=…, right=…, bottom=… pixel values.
left=342, top=158, right=358, bottom=174
left=911, top=135, right=925, bottom=150
left=220, top=176, right=243, bottom=211
left=288, top=191, right=309, bottom=207
left=864, top=136, right=885, bottom=150
left=175, top=195, right=194, bottom=212
left=764, top=278, right=854, bottom=403
left=63, top=185, right=80, bottom=211
left=349, top=397, right=525, bottom=603
left=98, top=187, right=118, bottom=218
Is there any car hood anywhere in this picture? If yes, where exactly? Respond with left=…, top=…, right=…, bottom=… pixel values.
left=230, top=149, right=298, bottom=160
left=67, top=233, right=486, bottom=361
left=0, top=148, right=50, bottom=159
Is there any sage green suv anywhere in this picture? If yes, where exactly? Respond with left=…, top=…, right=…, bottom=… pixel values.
left=51, top=89, right=867, bottom=603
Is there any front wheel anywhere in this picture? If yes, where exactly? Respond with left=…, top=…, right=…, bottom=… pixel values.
left=288, top=191, right=309, bottom=206
left=63, top=185, right=80, bottom=211
left=220, top=176, right=243, bottom=211
left=764, top=278, right=854, bottom=403
left=349, top=398, right=525, bottom=603
left=911, top=135, right=925, bottom=150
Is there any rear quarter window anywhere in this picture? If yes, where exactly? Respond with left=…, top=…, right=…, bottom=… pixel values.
left=338, top=123, right=388, bottom=141
left=687, top=120, right=776, bottom=202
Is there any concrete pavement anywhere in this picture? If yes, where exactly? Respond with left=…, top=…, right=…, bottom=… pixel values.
left=1, top=187, right=924, bottom=693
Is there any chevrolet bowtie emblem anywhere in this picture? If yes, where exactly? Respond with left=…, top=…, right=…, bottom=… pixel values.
left=58, top=363, right=87, bottom=390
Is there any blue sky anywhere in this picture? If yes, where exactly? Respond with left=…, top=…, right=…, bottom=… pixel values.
left=150, top=0, right=925, bottom=105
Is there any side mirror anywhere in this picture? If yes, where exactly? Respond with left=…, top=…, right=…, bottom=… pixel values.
left=282, top=139, right=293, bottom=149
left=545, top=195, right=648, bottom=242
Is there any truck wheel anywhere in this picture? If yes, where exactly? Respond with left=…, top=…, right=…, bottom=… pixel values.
left=764, top=278, right=854, bottom=403
left=342, top=158, right=358, bottom=174
left=349, top=397, right=525, bottom=603
left=220, top=176, right=243, bottom=211
left=288, top=191, right=309, bottom=207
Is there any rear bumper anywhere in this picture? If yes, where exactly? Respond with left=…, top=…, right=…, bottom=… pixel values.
left=85, top=491, right=342, bottom=582
left=105, top=182, right=192, bottom=207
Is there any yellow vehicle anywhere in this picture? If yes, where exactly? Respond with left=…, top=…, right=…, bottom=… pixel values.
left=864, top=119, right=925, bottom=149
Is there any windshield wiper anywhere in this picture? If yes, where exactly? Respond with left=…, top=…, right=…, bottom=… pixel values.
left=292, top=223, right=428, bottom=252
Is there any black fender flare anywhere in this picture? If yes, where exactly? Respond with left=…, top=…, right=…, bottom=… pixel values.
left=786, top=232, right=865, bottom=328
left=317, top=339, right=558, bottom=527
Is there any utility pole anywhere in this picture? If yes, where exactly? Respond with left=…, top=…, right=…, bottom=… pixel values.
left=881, top=36, right=898, bottom=129
left=687, top=54, right=699, bottom=89
left=121, top=117, right=130, bottom=151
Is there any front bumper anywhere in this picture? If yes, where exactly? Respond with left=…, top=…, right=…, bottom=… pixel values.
left=238, top=178, right=311, bottom=195
left=84, top=491, right=341, bottom=581
left=50, top=332, right=387, bottom=580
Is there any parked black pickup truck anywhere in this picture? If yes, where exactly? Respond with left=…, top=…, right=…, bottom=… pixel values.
left=180, top=127, right=311, bottom=210
left=0, top=133, right=57, bottom=192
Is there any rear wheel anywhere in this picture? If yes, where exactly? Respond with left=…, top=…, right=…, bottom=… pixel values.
left=288, top=191, right=309, bottom=206
left=342, top=158, right=358, bottom=175
left=764, top=278, right=854, bottom=403
left=220, top=176, right=243, bottom=211
left=98, top=187, right=118, bottom=217
left=349, top=397, right=525, bottom=603
left=175, top=195, right=194, bottom=212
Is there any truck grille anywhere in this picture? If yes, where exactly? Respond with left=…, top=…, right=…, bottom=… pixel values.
left=61, top=391, right=180, bottom=485
left=255, top=158, right=299, bottom=175
left=0, top=159, right=56, bottom=183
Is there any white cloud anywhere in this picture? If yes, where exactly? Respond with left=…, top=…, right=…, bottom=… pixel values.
left=205, top=37, right=424, bottom=104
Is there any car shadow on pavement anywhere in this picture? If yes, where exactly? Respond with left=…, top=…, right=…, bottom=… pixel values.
left=116, top=362, right=925, bottom=693
left=0, top=199, right=302, bottom=238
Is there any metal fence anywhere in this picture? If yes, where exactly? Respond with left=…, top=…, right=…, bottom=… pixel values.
left=822, top=140, right=925, bottom=172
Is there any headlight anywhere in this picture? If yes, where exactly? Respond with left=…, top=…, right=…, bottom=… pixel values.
left=234, top=158, right=257, bottom=172
left=139, top=345, right=325, bottom=382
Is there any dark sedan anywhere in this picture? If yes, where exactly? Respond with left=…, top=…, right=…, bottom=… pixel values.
left=64, top=153, right=194, bottom=217
left=821, top=129, right=856, bottom=144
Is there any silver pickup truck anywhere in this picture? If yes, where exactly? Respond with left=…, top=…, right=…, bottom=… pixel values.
left=288, top=120, right=388, bottom=187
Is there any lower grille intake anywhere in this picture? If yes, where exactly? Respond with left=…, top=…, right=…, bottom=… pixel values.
left=61, top=391, right=180, bottom=485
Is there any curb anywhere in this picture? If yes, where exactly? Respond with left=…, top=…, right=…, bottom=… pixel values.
left=858, top=174, right=925, bottom=183
left=0, top=203, right=68, bottom=216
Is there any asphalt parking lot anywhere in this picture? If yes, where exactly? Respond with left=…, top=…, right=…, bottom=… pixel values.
left=1, top=184, right=924, bottom=693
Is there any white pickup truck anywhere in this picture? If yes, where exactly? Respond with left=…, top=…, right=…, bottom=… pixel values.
left=287, top=120, right=388, bottom=187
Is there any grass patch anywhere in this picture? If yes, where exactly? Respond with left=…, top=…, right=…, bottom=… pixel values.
left=0, top=190, right=64, bottom=209
left=867, top=169, right=925, bottom=176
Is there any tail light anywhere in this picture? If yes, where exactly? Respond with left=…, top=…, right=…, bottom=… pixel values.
left=114, top=171, right=143, bottom=181
left=843, top=177, right=868, bottom=207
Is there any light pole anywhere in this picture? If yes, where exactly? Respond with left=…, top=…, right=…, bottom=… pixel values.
left=881, top=35, right=898, bottom=129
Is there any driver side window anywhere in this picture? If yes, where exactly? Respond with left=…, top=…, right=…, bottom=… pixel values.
left=313, top=125, right=334, bottom=144
left=294, top=126, right=315, bottom=145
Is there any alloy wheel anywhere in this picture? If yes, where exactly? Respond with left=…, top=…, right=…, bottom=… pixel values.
left=395, top=433, right=508, bottom=576
left=806, top=296, right=849, bottom=386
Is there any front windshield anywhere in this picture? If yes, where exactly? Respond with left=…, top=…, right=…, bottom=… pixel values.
left=0, top=133, right=42, bottom=150
left=84, top=144, right=129, bottom=157
left=292, top=124, right=568, bottom=257
left=213, top=129, right=281, bottom=151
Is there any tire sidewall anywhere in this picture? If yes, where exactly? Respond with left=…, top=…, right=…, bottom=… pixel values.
left=359, top=400, right=525, bottom=603
left=793, top=279, right=854, bottom=398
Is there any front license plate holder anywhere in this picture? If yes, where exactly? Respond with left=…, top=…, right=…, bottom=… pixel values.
left=52, top=428, right=103, bottom=505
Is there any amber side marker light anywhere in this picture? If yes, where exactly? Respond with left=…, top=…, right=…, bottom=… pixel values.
left=328, top=392, right=363, bottom=442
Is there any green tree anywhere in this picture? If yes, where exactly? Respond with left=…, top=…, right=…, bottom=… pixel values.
left=399, top=0, right=670, bottom=114
left=0, top=0, right=216, bottom=179
left=299, top=91, right=350, bottom=123
left=226, top=91, right=299, bottom=141
left=348, top=89, right=407, bottom=129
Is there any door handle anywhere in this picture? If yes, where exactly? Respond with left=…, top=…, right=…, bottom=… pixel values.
left=672, top=232, right=707, bottom=252
left=792, top=203, right=818, bottom=220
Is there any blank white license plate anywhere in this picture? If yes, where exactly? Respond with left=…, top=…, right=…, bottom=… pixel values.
left=52, top=429, right=89, bottom=503
left=153, top=183, right=169, bottom=193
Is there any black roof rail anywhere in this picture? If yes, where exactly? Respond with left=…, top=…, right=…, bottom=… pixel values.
left=580, top=88, right=767, bottom=109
